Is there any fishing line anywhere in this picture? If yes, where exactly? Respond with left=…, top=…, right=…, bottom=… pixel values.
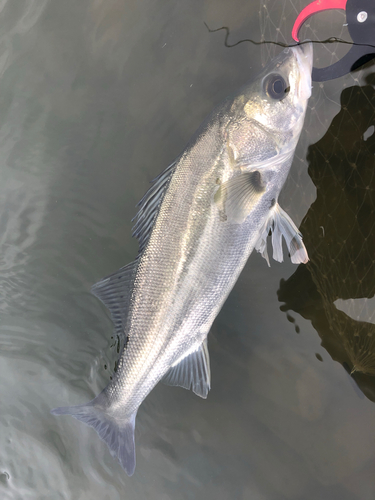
left=204, top=22, right=375, bottom=50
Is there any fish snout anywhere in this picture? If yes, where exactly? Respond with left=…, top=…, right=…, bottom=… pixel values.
left=292, top=41, right=313, bottom=100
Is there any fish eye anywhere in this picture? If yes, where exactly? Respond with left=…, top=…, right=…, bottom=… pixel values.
left=263, top=74, right=289, bottom=100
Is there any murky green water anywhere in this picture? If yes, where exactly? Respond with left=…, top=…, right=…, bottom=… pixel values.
left=0, top=0, right=374, bottom=498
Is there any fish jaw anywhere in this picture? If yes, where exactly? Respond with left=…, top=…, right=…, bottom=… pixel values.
left=291, top=42, right=313, bottom=101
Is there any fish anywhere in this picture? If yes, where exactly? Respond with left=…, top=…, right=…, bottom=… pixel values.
left=52, top=42, right=313, bottom=476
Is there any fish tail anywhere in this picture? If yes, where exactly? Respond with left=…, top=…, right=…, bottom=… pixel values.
left=51, top=393, right=137, bottom=476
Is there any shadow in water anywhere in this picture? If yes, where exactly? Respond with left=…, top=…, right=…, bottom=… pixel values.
left=278, top=74, right=375, bottom=401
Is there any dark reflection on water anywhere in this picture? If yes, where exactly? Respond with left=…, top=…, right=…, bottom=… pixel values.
left=279, top=73, right=375, bottom=400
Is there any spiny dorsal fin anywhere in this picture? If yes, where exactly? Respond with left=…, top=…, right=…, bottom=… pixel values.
left=163, top=339, right=211, bottom=399
left=91, top=260, right=137, bottom=340
left=214, top=170, right=265, bottom=224
left=132, top=160, right=177, bottom=254
left=255, top=203, right=309, bottom=266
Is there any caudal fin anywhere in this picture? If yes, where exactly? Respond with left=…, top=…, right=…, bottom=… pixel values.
left=51, top=396, right=137, bottom=476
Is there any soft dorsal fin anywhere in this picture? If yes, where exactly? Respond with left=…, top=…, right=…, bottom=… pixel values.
left=163, top=339, right=211, bottom=399
left=214, top=170, right=265, bottom=224
left=91, top=260, right=138, bottom=340
left=255, top=203, right=309, bottom=266
left=132, top=160, right=177, bottom=254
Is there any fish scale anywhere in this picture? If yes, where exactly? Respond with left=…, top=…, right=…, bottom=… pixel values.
left=52, top=42, right=313, bottom=475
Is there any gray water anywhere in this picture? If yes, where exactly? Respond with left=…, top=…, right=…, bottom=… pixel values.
left=1, top=0, right=375, bottom=499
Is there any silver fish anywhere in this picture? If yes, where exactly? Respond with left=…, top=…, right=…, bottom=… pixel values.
left=52, top=43, right=313, bottom=475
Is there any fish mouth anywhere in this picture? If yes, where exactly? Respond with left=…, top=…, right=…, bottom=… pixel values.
left=291, top=41, right=313, bottom=100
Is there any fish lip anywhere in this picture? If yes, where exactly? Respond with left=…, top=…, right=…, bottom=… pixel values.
left=291, top=41, right=313, bottom=100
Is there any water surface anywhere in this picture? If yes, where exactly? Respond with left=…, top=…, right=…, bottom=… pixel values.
left=0, top=1, right=375, bottom=499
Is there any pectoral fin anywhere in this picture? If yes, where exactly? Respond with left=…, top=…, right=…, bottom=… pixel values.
left=163, top=339, right=211, bottom=399
left=255, top=203, right=309, bottom=266
left=214, top=170, right=265, bottom=224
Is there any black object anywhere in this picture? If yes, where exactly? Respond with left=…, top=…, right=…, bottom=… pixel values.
left=292, top=0, right=375, bottom=81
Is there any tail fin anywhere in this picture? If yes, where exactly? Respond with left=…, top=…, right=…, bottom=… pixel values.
left=51, top=396, right=137, bottom=476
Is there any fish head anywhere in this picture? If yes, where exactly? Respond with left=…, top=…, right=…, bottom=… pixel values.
left=217, top=44, right=313, bottom=224
left=238, top=42, right=313, bottom=156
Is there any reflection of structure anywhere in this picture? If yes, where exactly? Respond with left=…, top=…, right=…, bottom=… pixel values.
left=278, top=75, right=375, bottom=401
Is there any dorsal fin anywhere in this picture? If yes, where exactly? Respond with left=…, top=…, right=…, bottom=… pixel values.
left=91, top=160, right=177, bottom=339
left=132, top=160, right=177, bottom=254
left=91, top=260, right=137, bottom=341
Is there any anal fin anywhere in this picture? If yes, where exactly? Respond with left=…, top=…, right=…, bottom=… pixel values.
left=163, top=339, right=211, bottom=399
